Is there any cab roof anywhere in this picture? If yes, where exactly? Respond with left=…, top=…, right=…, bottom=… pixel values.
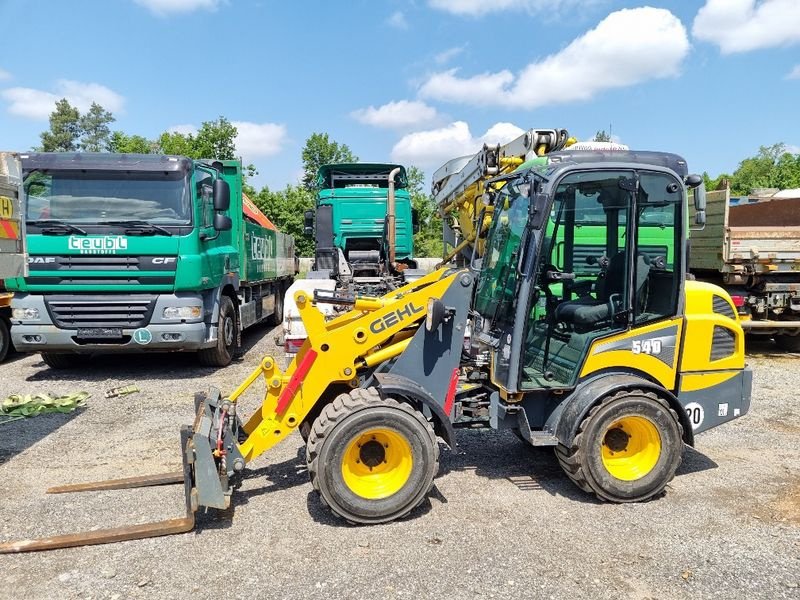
left=316, top=163, right=407, bottom=189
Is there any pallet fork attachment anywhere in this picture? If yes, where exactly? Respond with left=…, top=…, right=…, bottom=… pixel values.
left=0, top=390, right=237, bottom=554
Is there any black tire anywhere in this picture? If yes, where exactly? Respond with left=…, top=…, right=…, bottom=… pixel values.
left=41, top=352, right=86, bottom=369
left=198, top=296, right=236, bottom=367
left=775, top=334, right=800, bottom=353
left=0, top=319, right=9, bottom=363
left=306, top=387, right=439, bottom=524
left=555, top=390, right=683, bottom=503
left=267, top=283, right=285, bottom=326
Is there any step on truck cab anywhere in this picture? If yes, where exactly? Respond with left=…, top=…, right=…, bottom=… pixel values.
left=7, top=153, right=295, bottom=368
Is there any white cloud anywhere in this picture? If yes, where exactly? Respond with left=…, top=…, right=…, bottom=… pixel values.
left=0, top=68, right=11, bottom=81
left=785, top=65, right=800, bottom=80
left=1, top=80, right=125, bottom=120
left=232, top=121, right=287, bottom=160
left=391, top=121, right=525, bottom=168
left=785, top=144, right=800, bottom=155
left=428, top=0, right=596, bottom=17
left=351, top=100, right=440, bottom=129
left=477, top=122, right=525, bottom=146
left=387, top=10, right=408, bottom=29
left=419, top=7, right=689, bottom=109
left=434, top=46, right=466, bottom=65
left=693, top=0, right=800, bottom=54
left=167, top=123, right=198, bottom=135
left=134, top=0, right=219, bottom=16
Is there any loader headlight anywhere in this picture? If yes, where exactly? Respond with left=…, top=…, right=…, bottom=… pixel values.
left=425, top=298, right=446, bottom=332
left=12, top=307, right=40, bottom=321
left=163, top=306, right=202, bottom=320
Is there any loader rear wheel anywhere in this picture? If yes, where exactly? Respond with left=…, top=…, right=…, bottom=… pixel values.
left=307, top=387, right=439, bottom=524
left=555, top=390, right=683, bottom=503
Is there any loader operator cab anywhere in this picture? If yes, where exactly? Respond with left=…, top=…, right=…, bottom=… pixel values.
left=474, top=151, right=685, bottom=392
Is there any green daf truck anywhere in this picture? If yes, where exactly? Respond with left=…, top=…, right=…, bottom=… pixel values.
left=6, top=153, right=295, bottom=368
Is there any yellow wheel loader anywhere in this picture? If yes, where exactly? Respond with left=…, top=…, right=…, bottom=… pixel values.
left=0, top=150, right=752, bottom=552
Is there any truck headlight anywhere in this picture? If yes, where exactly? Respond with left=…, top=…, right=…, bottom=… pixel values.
left=12, top=307, right=40, bottom=321
left=163, top=306, right=202, bottom=320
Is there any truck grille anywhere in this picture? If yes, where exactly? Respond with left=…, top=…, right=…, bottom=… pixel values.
left=44, top=295, right=157, bottom=328
left=26, top=255, right=177, bottom=286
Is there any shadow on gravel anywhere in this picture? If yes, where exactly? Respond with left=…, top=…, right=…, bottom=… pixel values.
left=21, top=322, right=280, bottom=383
left=440, top=429, right=597, bottom=504
left=0, top=409, right=85, bottom=465
left=676, top=446, right=718, bottom=476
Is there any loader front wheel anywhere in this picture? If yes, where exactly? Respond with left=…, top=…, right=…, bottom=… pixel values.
left=555, top=390, right=683, bottom=503
left=307, top=387, right=439, bottom=524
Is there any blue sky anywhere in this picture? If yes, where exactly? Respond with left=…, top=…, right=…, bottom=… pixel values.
left=0, top=0, right=798, bottom=191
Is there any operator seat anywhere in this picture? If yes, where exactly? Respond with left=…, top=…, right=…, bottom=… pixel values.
left=554, top=251, right=650, bottom=330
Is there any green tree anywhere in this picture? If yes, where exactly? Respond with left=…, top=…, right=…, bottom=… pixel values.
left=157, top=131, right=196, bottom=157
left=108, top=131, right=156, bottom=154
left=79, top=102, right=115, bottom=151
left=593, top=129, right=611, bottom=142
left=252, top=184, right=316, bottom=256
left=39, top=99, right=81, bottom=152
left=193, top=117, right=238, bottom=160
left=729, top=143, right=799, bottom=194
left=406, top=166, right=442, bottom=257
left=301, top=132, right=358, bottom=190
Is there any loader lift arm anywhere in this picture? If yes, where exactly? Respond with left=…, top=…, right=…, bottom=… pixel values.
left=0, top=266, right=468, bottom=552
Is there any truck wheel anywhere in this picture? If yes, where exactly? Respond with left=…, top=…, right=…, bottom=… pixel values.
left=307, top=387, right=439, bottom=524
left=555, top=390, right=683, bottom=503
left=41, top=352, right=86, bottom=369
left=267, top=283, right=284, bottom=326
left=198, top=296, right=236, bottom=367
left=775, top=334, right=800, bottom=353
left=0, top=319, right=9, bottom=363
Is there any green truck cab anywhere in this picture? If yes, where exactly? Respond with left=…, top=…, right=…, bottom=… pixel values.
left=7, top=153, right=295, bottom=368
left=305, top=163, right=418, bottom=281
left=283, top=163, right=420, bottom=357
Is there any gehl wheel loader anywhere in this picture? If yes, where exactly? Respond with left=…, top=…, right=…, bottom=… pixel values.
left=0, top=149, right=752, bottom=552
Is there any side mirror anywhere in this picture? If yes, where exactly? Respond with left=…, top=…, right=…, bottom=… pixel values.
left=412, top=208, right=420, bottom=234
left=213, top=213, right=232, bottom=231
left=693, top=182, right=707, bottom=226
left=303, top=210, right=314, bottom=237
left=213, top=179, right=230, bottom=211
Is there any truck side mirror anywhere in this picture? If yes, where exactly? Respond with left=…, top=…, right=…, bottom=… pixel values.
left=303, top=210, right=314, bottom=236
left=412, top=208, right=420, bottom=234
left=213, top=179, right=230, bottom=211
left=691, top=181, right=707, bottom=227
left=213, top=213, right=232, bottom=231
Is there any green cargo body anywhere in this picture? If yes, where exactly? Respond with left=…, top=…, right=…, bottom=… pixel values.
left=243, top=220, right=295, bottom=282
left=7, top=153, right=295, bottom=365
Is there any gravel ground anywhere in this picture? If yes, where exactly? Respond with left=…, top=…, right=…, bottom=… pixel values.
left=0, top=327, right=798, bottom=600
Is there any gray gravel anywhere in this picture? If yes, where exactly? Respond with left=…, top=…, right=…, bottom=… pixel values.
left=0, top=328, right=798, bottom=600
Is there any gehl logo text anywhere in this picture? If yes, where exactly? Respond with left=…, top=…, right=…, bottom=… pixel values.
left=369, top=302, right=424, bottom=334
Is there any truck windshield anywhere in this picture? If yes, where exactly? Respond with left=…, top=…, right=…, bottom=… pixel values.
left=473, top=182, right=530, bottom=328
left=23, top=170, right=192, bottom=225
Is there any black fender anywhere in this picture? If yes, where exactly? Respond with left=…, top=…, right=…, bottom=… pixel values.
left=373, top=372, right=455, bottom=448
left=545, top=373, right=694, bottom=448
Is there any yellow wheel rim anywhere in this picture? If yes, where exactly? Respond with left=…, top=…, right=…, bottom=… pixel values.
left=341, top=428, right=413, bottom=500
left=600, top=416, right=661, bottom=481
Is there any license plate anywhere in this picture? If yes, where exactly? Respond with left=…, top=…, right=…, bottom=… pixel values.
left=76, top=327, right=123, bottom=339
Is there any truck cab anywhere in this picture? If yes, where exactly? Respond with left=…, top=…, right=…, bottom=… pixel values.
left=8, top=153, right=294, bottom=368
